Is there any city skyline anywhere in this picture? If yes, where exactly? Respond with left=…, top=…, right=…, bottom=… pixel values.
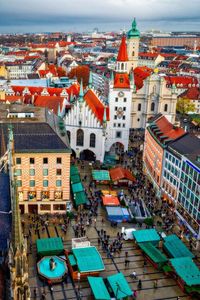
left=1, top=0, right=200, bottom=33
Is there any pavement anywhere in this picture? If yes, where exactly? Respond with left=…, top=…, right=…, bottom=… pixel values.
left=23, top=139, right=199, bottom=300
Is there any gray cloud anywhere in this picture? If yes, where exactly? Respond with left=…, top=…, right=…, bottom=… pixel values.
left=1, top=0, right=200, bottom=20
left=0, top=0, right=200, bottom=33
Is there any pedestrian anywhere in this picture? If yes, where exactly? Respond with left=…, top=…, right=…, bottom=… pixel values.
left=143, top=259, right=147, bottom=273
left=125, top=251, right=128, bottom=258
left=33, top=288, right=37, bottom=298
left=137, top=279, right=142, bottom=289
left=154, top=279, right=158, bottom=289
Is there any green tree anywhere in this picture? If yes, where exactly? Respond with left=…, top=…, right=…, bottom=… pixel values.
left=176, top=98, right=195, bottom=115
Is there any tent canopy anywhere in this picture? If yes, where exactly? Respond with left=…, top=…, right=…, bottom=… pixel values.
left=70, top=165, right=79, bottom=176
left=107, top=272, right=133, bottom=299
left=138, top=242, right=168, bottom=264
left=72, top=246, right=105, bottom=273
left=102, top=190, right=117, bottom=196
left=133, top=229, right=160, bottom=244
left=71, top=182, right=84, bottom=194
left=36, top=237, right=64, bottom=256
left=163, top=235, right=194, bottom=259
left=109, top=167, right=135, bottom=182
left=88, top=277, right=111, bottom=300
left=102, top=195, right=120, bottom=206
left=74, top=191, right=87, bottom=206
left=92, top=170, right=110, bottom=181
left=170, top=257, right=200, bottom=286
left=68, top=254, right=77, bottom=267
left=70, top=174, right=81, bottom=184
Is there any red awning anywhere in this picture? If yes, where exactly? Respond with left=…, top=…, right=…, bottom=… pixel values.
left=109, top=167, right=135, bottom=182
left=102, top=195, right=120, bottom=206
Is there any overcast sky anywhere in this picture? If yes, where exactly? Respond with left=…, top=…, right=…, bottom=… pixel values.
left=1, top=0, right=200, bottom=33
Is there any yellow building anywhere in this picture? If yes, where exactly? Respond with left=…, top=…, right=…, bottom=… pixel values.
left=0, top=104, right=71, bottom=214
left=0, top=64, right=8, bottom=79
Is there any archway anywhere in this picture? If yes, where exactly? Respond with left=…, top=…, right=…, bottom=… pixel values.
left=71, top=149, right=76, bottom=159
left=110, top=142, right=124, bottom=155
left=80, top=149, right=96, bottom=161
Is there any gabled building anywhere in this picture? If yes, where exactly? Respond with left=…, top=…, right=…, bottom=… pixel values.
left=143, top=114, right=186, bottom=192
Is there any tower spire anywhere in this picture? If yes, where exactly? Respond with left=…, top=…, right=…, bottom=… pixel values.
left=0, top=127, right=6, bottom=157
left=8, top=126, right=23, bottom=252
left=117, top=34, right=128, bottom=62
left=78, top=79, right=84, bottom=104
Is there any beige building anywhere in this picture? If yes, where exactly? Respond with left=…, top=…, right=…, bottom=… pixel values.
left=0, top=103, right=71, bottom=214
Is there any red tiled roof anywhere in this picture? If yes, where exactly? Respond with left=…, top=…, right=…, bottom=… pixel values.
left=164, top=76, right=198, bottom=88
left=34, top=96, right=68, bottom=114
left=84, top=89, right=109, bottom=123
left=179, top=87, right=200, bottom=100
left=11, top=84, right=79, bottom=98
left=139, top=52, right=159, bottom=59
left=117, top=35, right=128, bottom=62
left=5, top=95, right=24, bottom=102
left=155, top=116, right=185, bottom=140
left=109, top=167, right=135, bottom=182
left=114, top=73, right=130, bottom=89
left=133, top=66, right=152, bottom=90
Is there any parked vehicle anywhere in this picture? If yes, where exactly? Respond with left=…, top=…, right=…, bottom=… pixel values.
left=122, top=227, right=136, bottom=240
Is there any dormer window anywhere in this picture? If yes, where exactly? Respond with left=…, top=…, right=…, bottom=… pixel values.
left=120, top=78, right=124, bottom=83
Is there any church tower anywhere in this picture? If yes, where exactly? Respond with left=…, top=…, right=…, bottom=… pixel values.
left=106, top=35, right=133, bottom=153
left=8, top=127, right=30, bottom=300
left=127, top=18, right=140, bottom=72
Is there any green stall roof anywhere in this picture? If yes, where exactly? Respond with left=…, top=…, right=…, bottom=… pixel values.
left=88, top=277, right=111, bottom=300
left=138, top=242, right=168, bottom=264
left=36, top=237, right=64, bottom=256
left=70, top=174, right=81, bottom=184
left=163, top=235, right=194, bottom=259
left=92, top=170, right=110, bottom=181
left=72, top=246, right=105, bottom=273
left=72, top=182, right=84, bottom=194
left=68, top=254, right=77, bottom=267
left=70, top=165, right=79, bottom=176
left=74, top=191, right=87, bottom=206
left=133, top=229, right=160, bottom=243
left=170, top=257, right=200, bottom=286
left=107, top=272, right=133, bottom=299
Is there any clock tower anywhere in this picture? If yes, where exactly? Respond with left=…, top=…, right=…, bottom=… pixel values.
left=106, top=35, right=133, bottom=153
left=127, top=18, right=140, bottom=72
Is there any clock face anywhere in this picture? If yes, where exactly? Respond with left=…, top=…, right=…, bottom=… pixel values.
left=118, top=91, right=124, bottom=97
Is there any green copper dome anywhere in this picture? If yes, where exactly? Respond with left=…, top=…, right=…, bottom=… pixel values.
left=127, top=18, right=140, bottom=39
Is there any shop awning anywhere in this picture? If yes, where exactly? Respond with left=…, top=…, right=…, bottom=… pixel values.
left=74, top=191, right=87, bottom=206
left=88, top=277, right=111, bottom=300
left=102, top=195, right=120, bottom=206
left=70, top=165, right=79, bottom=176
left=133, top=229, right=160, bottom=244
left=72, top=182, right=84, bottom=194
left=170, top=257, right=200, bottom=286
left=163, top=234, right=194, bottom=259
left=138, top=242, right=168, bottom=264
left=72, top=246, right=105, bottom=273
left=107, top=272, right=133, bottom=299
left=109, top=167, right=135, bottom=182
left=68, top=254, right=77, bottom=267
left=70, top=174, right=81, bottom=184
left=36, top=237, right=64, bottom=256
left=92, top=170, right=110, bottom=181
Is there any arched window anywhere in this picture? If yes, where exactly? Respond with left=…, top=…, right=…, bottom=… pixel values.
left=164, top=104, right=168, bottom=112
left=76, top=129, right=84, bottom=146
left=138, top=103, right=141, bottom=111
left=132, top=51, right=135, bottom=56
left=67, top=131, right=71, bottom=143
left=90, top=133, right=96, bottom=148
left=151, top=102, right=155, bottom=111
left=121, top=63, right=124, bottom=71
